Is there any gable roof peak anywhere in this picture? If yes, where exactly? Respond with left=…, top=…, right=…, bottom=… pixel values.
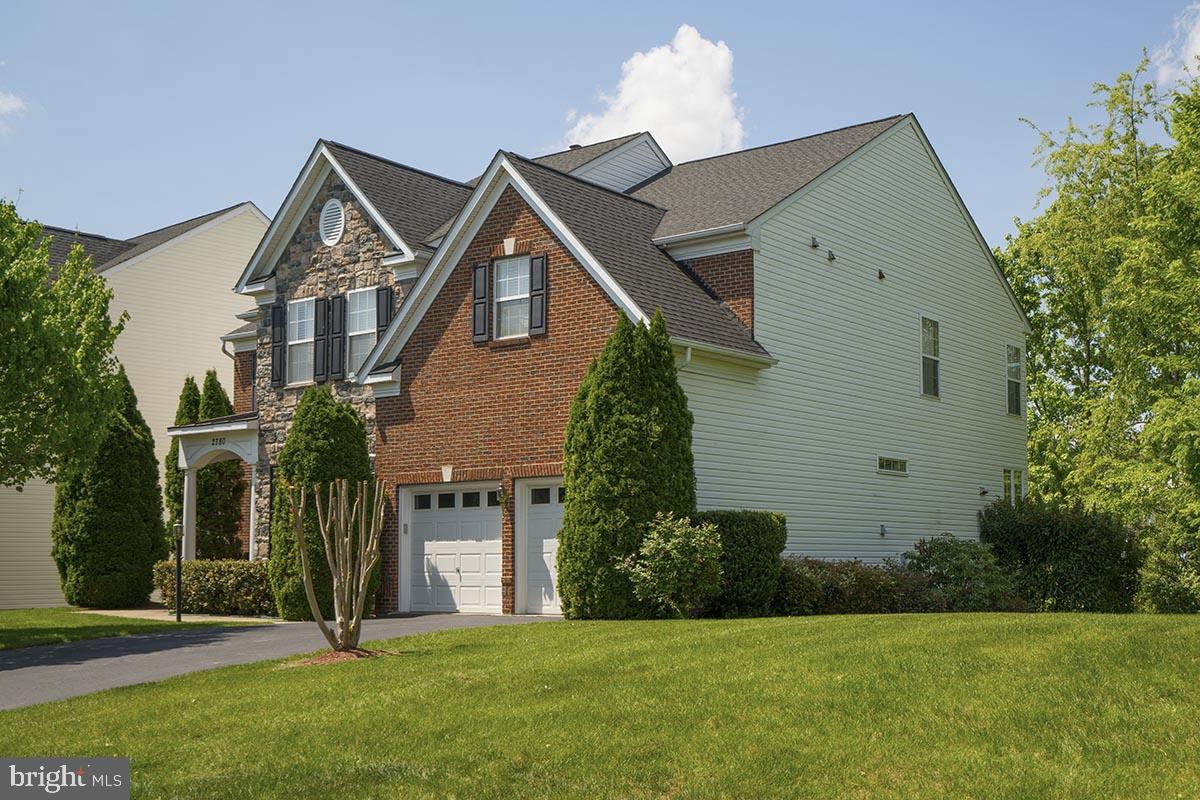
left=321, top=139, right=473, bottom=189
left=503, top=150, right=666, bottom=212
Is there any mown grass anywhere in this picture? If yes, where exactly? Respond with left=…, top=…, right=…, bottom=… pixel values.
left=0, top=607, right=257, bottom=650
left=0, top=614, right=1197, bottom=799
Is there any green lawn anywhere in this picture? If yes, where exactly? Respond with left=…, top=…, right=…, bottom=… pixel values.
left=0, top=607, right=259, bottom=650
left=1, top=614, right=1197, bottom=799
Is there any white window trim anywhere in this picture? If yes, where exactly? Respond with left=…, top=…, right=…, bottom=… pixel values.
left=493, top=255, right=531, bottom=340
left=920, top=314, right=941, bottom=399
left=1006, top=343, right=1024, bottom=417
left=286, top=297, right=315, bottom=387
left=1003, top=467, right=1025, bottom=504
left=877, top=455, right=910, bottom=476
left=346, top=286, right=377, bottom=378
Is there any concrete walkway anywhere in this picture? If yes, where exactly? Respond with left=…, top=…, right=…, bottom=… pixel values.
left=0, top=614, right=549, bottom=711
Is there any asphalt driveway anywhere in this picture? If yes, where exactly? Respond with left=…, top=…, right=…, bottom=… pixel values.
left=0, top=614, right=549, bottom=711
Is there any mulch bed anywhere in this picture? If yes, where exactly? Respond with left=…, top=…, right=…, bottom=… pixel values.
left=287, top=648, right=395, bottom=667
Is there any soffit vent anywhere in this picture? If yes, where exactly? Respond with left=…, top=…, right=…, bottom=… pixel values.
left=319, top=199, right=345, bottom=246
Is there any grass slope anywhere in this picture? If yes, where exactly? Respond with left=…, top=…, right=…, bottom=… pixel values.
left=0, top=614, right=1197, bottom=799
left=0, top=607, right=255, bottom=650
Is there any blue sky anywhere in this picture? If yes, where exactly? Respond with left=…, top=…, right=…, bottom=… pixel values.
left=1, top=1, right=1195, bottom=247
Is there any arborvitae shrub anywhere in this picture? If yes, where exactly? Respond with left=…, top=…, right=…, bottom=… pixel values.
left=164, top=376, right=200, bottom=527
left=196, top=369, right=243, bottom=559
left=51, top=368, right=167, bottom=607
left=557, top=311, right=696, bottom=619
left=267, top=387, right=378, bottom=620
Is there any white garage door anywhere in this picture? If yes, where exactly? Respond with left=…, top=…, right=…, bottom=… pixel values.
left=524, top=481, right=564, bottom=615
left=410, top=486, right=502, bottom=613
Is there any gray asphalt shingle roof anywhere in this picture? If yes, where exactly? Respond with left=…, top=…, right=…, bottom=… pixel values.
left=323, top=141, right=473, bottom=249
left=505, top=152, right=767, bottom=359
left=532, top=133, right=645, bottom=173
left=631, top=115, right=906, bottom=239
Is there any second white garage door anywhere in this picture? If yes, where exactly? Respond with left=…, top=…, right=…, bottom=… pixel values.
left=410, top=486, right=502, bottom=614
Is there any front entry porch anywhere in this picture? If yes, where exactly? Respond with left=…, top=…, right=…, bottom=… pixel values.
left=166, top=411, right=260, bottom=560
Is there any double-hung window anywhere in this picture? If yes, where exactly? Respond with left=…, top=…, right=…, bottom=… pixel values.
left=1003, top=468, right=1024, bottom=504
left=494, top=256, right=531, bottom=339
left=286, top=298, right=315, bottom=385
left=1007, top=345, right=1023, bottom=416
left=346, top=287, right=377, bottom=376
left=921, top=317, right=940, bottom=397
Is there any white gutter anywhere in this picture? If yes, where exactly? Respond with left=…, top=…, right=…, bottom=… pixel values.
left=671, top=337, right=776, bottom=367
left=652, top=223, right=746, bottom=247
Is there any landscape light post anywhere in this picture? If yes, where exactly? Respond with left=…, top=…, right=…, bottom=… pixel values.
left=173, top=522, right=183, bottom=623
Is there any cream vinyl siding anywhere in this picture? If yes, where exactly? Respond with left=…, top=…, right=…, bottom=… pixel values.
left=572, top=139, right=668, bottom=192
left=680, top=119, right=1027, bottom=560
left=0, top=205, right=268, bottom=609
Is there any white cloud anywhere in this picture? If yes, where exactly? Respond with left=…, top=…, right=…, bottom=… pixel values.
left=563, top=24, right=745, bottom=163
left=0, top=90, right=25, bottom=117
left=1154, top=3, right=1200, bottom=87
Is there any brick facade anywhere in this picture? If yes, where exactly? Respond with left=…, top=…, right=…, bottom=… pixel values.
left=232, top=349, right=255, bottom=556
left=374, top=185, right=619, bottom=612
left=683, top=249, right=754, bottom=333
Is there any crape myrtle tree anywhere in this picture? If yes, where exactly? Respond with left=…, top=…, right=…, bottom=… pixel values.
left=267, top=387, right=380, bottom=620
left=51, top=367, right=167, bottom=607
left=0, top=201, right=125, bottom=488
left=556, top=311, right=696, bottom=619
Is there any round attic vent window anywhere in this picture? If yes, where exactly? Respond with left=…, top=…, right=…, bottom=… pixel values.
left=319, top=199, right=345, bottom=246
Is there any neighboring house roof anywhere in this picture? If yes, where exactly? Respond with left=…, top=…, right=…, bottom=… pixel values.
left=321, top=141, right=473, bottom=249
left=43, top=202, right=265, bottom=273
left=631, top=115, right=906, bottom=239
left=220, top=321, right=257, bottom=341
left=532, top=133, right=645, bottom=173
left=504, top=153, right=767, bottom=359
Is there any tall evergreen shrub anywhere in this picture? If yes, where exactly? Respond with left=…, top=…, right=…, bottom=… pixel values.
left=557, top=311, right=696, bottom=618
left=164, top=376, right=199, bottom=527
left=196, top=369, right=243, bottom=559
left=267, top=387, right=378, bottom=620
left=51, top=367, right=167, bottom=607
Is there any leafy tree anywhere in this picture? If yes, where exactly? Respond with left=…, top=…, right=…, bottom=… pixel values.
left=51, top=367, right=166, bottom=607
left=0, top=201, right=125, bottom=487
left=164, top=376, right=200, bottom=527
left=196, top=370, right=243, bottom=559
left=557, top=311, right=696, bottom=618
left=267, top=387, right=378, bottom=620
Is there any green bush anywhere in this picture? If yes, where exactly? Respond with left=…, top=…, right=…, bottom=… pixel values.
left=1136, top=525, right=1200, bottom=612
left=618, top=513, right=722, bottom=618
left=904, top=534, right=1025, bottom=612
left=267, top=387, right=378, bottom=621
left=154, top=559, right=274, bottom=616
left=773, top=557, right=948, bottom=615
left=195, top=370, right=243, bottom=559
left=51, top=368, right=167, bottom=607
left=695, top=510, right=787, bottom=617
left=558, top=312, right=696, bottom=619
left=164, top=376, right=199, bottom=528
left=980, top=498, right=1142, bottom=611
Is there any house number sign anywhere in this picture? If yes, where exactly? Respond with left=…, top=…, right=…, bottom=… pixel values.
left=211, top=436, right=226, bottom=446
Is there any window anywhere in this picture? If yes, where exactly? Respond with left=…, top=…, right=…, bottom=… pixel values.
left=494, top=256, right=531, bottom=339
left=921, top=317, right=940, bottom=397
left=486, top=491, right=500, bottom=507
left=558, top=486, right=566, bottom=504
left=1003, top=468, right=1024, bottom=504
left=531, top=487, right=551, bottom=505
left=462, top=491, right=480, bottom=508
left=347, top=287, right=377, bottom=376
left=287, top=298, right=315, bottom=384
left=437, top=492, right=456, bottom=509
left=878, top=456, right=909, bottom=475
left=414, top=493, right=432, bottom=510
left=1007, top=345, right=1023, bottom=416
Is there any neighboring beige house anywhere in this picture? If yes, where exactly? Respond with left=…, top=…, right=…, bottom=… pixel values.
left=0, top=203, right=269, bottom=609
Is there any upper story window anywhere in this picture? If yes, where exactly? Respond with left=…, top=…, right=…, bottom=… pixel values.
left=347, top=287, right=377, bottom=376
left=286, top=298, right=315, bottom=385
left=494, top=256, right=531, bottom=339
left=1007, top=345, right=1023, bottom=416
left=1003, top=468, right=1024, bottom=504
left=921, top=316, right=940, bottom=397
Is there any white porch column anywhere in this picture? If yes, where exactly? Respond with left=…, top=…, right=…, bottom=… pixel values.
left=247, top=464, right=258, bottom=561
left=182, top=467, right=197, bottom=561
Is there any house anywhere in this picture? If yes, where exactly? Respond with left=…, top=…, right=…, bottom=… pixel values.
left=0, top=202, right=270, bottom=609
left=169, top=114, right=1029, bottom=616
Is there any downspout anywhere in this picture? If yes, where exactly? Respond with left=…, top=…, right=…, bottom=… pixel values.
left=676, top=346, right=693, bottom=371
left=220, top=340, right=234, bottom=360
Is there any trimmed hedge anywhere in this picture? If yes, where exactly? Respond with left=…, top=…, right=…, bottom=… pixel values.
left=980, top=499, right=1142, bottom=611
left=773, top=557, right=947, bottom=615
left=695, top=510, right=787, bottom=617
left=154, top=559, right=274, bottom=616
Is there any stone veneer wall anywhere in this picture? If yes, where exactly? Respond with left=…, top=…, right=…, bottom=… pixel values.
left=248, top=171, right=410, bottom=561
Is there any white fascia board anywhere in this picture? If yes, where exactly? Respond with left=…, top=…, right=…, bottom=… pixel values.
left=652, top=223, right=746, bottom=246
left=670, top=336, right=777, bottom=367
left=99, top=203, right=266, bottom=279
left=168, top=417, right=259, bottom=437
left=356, top=152, right=647, bottom=382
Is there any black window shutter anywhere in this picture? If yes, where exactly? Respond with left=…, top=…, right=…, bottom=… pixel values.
left=328, top=294, right=346, bottom=380
left=313, top=297, right=329, bottom=383
left=529, top=254, right=547, bottom=336
left=270, top=304, right=286, bottom=387
left=376, top=285, right=393, bottom=336
left=471, top=263, right=489, bottom=343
